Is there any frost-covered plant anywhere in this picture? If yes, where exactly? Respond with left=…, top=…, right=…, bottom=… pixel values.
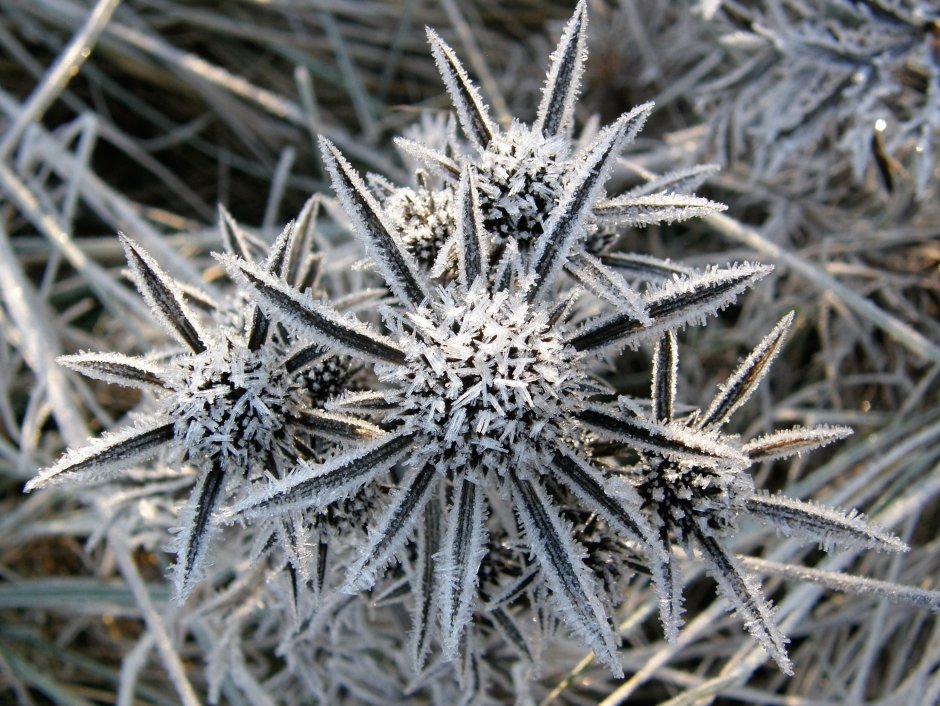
left=214, top=2, right=909, bottom=683
left=14, top=2, right=927, bottom=704
left=393, top=1, right=726, bottom=284
left=614, top=316, right=907, bottom=672
left=24, top=202, right=374, bottom=600
left=222, top=135, right=769, bottom=674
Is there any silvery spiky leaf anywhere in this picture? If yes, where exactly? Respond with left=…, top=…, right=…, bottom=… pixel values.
left=599, top=252, right=694, bottom=283
left=610, top=313, right=907, bottom=669
left=27, top=210, right=363, bottom=600
left=593, top=192, right=726, bottom=228
left=527, top=106, right=652, bottom=302
left=744, top=493, right=907, bottom=554
left=59, top=351, right=166, bottom=390
left=623, top=163, right=722, bottom=198
left=426, top=27, right=495, bottom=149
left=534, top=0, right=588, bottom=138
left=120, top=233, right=208, bottom=354
left=567, top=262, right=773, bottom=353
left=318, top=137, right=429, bottom=310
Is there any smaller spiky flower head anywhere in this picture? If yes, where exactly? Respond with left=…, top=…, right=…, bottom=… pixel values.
left=381, top=176, right=457, bottom=270
left=223, top=133, right=772, bottom=675
left=25, top=205, right=373, bottom=600
left=617, top=315, right=908, bottom=672
left=392, top=0, right=725, bottom=289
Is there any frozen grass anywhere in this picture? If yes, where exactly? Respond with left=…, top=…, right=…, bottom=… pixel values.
left=0, top=1, right=938, bottom=704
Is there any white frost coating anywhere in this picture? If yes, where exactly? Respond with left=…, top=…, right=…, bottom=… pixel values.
left=622, top=163, right=722, bottom=198
left=510, top=471, right=624, bottom=677
left=25, top=416, right=172, bottom=490
left=699, top=311, right=794, bottom=430
left=119, top=234, right=207, bottom=352
left=746, top=492, right=908, bottom=553
left=58, top=351, right=166, bottom=390
left=593, top=193, right=727, bottom=227
left=534, top=0, right=589, bottom=138
left=743, top=424, right=852, bottom=462
left=220, top=253, right=405, bottom=365
left=438, top=477, right=489, bottom=660
left=381, top=279, right=583, bottom=479
left=425, top=28, right=494, bottom=148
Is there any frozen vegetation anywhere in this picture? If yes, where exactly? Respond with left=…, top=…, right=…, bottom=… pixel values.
left=0, top=1, right=938, bottom=704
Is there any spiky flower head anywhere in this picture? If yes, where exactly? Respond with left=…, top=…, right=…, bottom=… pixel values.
left=382, top=180, right=457, bottom=269
left=390, top=0, right=726, bottom=281
left=616, top=317, right=908, bottom=672
left=381, top=279, right=580, bottom=479
left=25, top=205, right=371, bottom=600
left=222, top=115, right=772, bottom=675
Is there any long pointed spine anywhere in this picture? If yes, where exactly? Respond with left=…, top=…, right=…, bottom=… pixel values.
left=25, top=421, right=175, bottom=490
left=695, top=528, right=793, bottom=675
left=439, top=476, right=488, bottom=659
left=344, top=461, right=439, bottom=592
left=223, top=255, right=406, bottom=365
left=319, top=137, right=428, bottom=310
left=509, top=470, right=623, bottom=677
left=120, top=235, right=207, bottom=353
left=528, top=106, right=652, bottom=302
left=535, top=0, right=589, bottom=137
left=651, top=332, right=678, bottom=423
left=455, top=165, right=489, bottom=290
left=426, top=28, right=495, bottom=149
left=698, top=311, right=794, bottom=430
left=174, top=459, right=226, bottom=601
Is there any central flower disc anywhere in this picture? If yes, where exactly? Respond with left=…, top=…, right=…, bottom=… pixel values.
left=475, top=122, right=572, bottom=248
left=382, top=284, right=581, bottom=478
left=639, top=457, right=753, bottom=541
left=166, top=338, right=292, bottom=470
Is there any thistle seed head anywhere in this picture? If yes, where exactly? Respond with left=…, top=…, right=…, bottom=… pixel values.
left=380, top=281, right=581, bottom=480
left=474, top=122, right=573, bottom=250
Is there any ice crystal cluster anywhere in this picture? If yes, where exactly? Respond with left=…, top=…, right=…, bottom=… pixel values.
left=25, top=2, right=911, bottom=702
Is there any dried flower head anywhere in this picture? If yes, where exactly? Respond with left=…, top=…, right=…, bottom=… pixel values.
left=616, top=317, right=907, bottom=672
left=25, top=204, right=370, bottom=599
left=222, top=117, right=771, bottom=675
left=393, top=0, right=726, bottom=284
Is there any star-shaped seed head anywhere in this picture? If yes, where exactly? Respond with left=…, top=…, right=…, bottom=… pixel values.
left=379, top=280, right=581, bottom=480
